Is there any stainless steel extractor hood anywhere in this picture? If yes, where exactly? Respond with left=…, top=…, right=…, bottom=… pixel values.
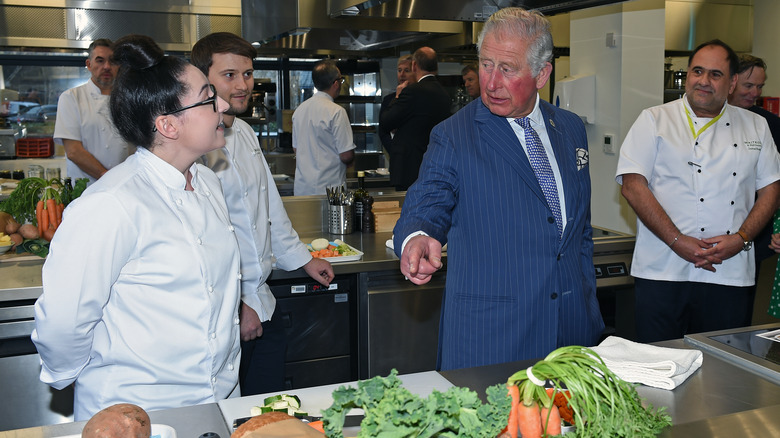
left=0, top=0, right=241, bottom=52
left=241, top=0, right=467, bottom=55
left=243, top=0, right=631, bottom=55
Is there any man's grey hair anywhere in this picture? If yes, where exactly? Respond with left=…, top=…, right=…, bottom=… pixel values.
left=477, top=7, right=553, bottom=77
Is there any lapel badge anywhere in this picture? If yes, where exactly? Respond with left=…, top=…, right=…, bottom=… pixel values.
left=549, top=118, right=556, bottom=128
left=576, top=148, right=589, bottom=170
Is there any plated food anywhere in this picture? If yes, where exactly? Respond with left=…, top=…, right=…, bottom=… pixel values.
left=307, top=239, right=362, bottom=262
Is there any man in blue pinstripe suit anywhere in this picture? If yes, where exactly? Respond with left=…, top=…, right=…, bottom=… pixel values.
left=393, top=7, right=604, bottom=371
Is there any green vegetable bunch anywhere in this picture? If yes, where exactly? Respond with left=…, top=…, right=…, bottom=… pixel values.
left=507, top=345, right=672, bottom=437
left=322, top=369, right=511, bottom=438
left=0, top=177, right=88, bottom=225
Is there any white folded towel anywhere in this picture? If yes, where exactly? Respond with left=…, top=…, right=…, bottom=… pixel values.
left=589, top=336, right=703, bottom=390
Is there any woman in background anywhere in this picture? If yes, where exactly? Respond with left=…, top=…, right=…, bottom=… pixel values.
left=32, top=34, right=241, bottom=420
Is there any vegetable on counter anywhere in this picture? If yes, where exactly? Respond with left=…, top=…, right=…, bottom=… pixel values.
left=505, top=345, right=672, bottom=437
left=0, top=176, right=89, bottom=248
left=321, top=369, right=511, bottom=438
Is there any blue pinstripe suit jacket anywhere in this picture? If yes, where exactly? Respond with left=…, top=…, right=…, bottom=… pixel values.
left=393, top=97, right=604, bottom=371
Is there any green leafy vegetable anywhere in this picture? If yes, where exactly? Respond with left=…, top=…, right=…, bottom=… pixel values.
left=321, top=369, right=510, bottom=438
left=507, top=345, right=672, bottom=437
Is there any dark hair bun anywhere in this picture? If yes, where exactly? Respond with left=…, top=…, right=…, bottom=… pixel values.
left=111, top=34, right=164, bottom=70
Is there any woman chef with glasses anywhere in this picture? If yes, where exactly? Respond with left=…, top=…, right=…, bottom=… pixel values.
left=32, top=34, right=243, bottom=421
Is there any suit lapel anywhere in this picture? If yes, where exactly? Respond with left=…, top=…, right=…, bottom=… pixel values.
left=540, top=101, right=579, bottom=244
left=474, top=102, right=548, bottom=206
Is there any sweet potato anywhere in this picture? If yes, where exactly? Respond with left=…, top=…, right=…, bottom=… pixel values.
left=9, top=233, right=22, bottom=249
left=82, top=403, right=151, bottom=438
left=4, top=215, right=20, bottom=234
left=18, top=223, right=39, bottom=240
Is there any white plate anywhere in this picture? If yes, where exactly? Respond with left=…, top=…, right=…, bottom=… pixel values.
left=58, top=424, right=176, bottom=438
left=307, top=241, right=363, bottom=263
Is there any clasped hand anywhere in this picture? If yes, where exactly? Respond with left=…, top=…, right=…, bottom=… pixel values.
left=672, top=233, right=744, bottom=272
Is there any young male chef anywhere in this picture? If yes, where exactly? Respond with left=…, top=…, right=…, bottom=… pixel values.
left=191, top=32, right=333, bottom=394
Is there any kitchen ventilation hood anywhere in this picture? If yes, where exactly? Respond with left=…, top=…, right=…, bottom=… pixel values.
left=243, top=0, right=631, bottom=55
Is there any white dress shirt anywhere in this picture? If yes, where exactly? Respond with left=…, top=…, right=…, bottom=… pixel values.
left=201, top=118, right=312, bottom=320
left=32, top=147, right=242, bottom=420
left=54, top=80, right=135, bottom=183
left=616, top=96, right=780, bottom=286
left=292, top=91, right=355, bottom=196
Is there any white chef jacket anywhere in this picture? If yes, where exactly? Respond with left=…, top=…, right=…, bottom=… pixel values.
left=201, top=118, right=312, bottom=321
left=616, top=96, right=780, bottom=286
left=54, top=80, right=135, bottom=183
left=292, top=91, right=355, bottom=196
left=32, top=147, right=242, bottom=421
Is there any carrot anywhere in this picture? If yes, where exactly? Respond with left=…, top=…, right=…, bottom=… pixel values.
left=36, top=200, right=45, bottom=236
left=57, top=202, right=64, bottom=223
left=517, top=401, right=542, bottom=438
left=46, top=198, right=58, bottom=229
left=506, top=384, right=520, bottom=438
left=307, top=420, right=325, bottom=433
left=540, top=404, right=562, bottom=437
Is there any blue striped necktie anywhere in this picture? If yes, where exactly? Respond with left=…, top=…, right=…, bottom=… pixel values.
left=516, top=117, right=563, bottom=238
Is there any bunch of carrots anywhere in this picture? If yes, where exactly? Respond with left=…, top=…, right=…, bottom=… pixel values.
left=505, top=384, right=564, bottom=438
left=36, top=187, right=64, bottom=242
left=503, top=345, right=672, bottom=438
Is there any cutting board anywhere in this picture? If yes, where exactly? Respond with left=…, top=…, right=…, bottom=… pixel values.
left=219, top=371, right=454, bottom=428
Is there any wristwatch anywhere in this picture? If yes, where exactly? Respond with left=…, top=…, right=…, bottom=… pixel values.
left=737, top=230, right=753, bottom=252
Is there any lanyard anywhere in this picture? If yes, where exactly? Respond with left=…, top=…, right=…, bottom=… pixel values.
left=685, top=104, right=725, bottom=139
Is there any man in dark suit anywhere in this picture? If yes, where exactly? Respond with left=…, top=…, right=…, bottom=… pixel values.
left=380, top=47, right=451, bottom=191
left=727, top=54, right=780, bottom=263
left=393, top=7, right=603, bottom=370
left=379, top=54, right=412, bottom=156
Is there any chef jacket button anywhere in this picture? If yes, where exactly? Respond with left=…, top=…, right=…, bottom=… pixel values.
left=697, top=169, right=701, bottom=173
left=228, top=363, right=234, bottom=371
left=700, top=198, right=704, bottom=202
left=244, top=191, right=249, bottom=197
left=234, top=317, right=240, bottom=324
left=237, top=273, right=243, bottom=280
left=261, top=185, right=266, bottom=192
left=176, top=199, right=183, bottom=205
left=547, top=217, right=555, bottom=224
left=208, top=285, right=214, bottom=293
left=197, top=238, right=202, bottom=245
left=252, top=223, right=257, bottom=230
left=205, top=191, right=211, bottom=196
left=733, top=143, right=738, bottom=148
left=733, top=172, right=737, bottom=176
left=550, top=293, right=558, bottom=299
left=695, top=141, right=698, bottom=145
left=268, top=219, right=272, bottom=224
left=731, top=201, right=735, bottom=205
left=726, top=122, right=730, bottom=126
left=212, top=377, right=217, bottom=383
left=211, top=332, right=216, bottom=339
left=229, top=225, right=235, bottom=232
left=701, top=227, right=705, bottom=232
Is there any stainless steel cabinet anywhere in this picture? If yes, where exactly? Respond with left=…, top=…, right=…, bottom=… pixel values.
left=360, top=269, right=446, bottom=378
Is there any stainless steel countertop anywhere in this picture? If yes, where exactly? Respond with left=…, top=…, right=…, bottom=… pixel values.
left=5, top=336, right=780, bottom=437
left=441, top=338, right=780, bottom=436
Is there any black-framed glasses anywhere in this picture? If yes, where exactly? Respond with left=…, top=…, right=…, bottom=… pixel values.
left=335, top=76, right=345, bottom=84
left=163, top=84, right=217, bottom=115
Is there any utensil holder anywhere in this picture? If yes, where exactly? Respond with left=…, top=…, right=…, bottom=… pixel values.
left=328, top=204, right=354, bottom=234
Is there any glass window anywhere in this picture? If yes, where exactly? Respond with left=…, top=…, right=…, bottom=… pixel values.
left=1, top=56, right=88, bottom=136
